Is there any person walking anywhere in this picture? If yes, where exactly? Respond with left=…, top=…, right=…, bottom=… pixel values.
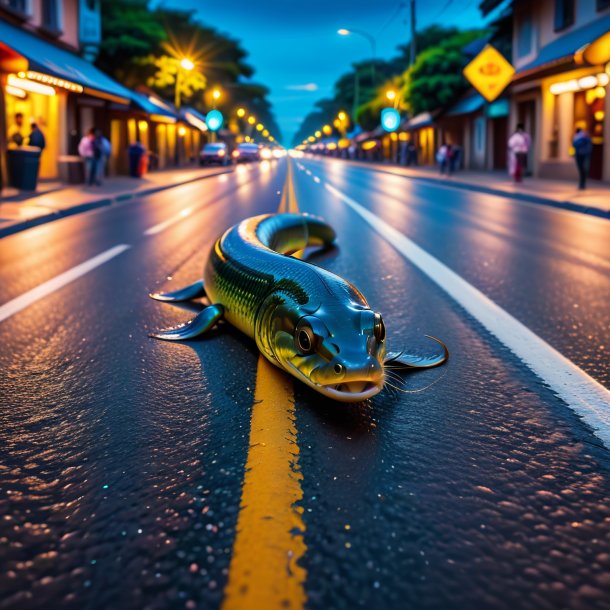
left=507, top=123, right=530, bottom=183
left=8, top=112, right=25, bottom=146
left=78, top=128, right=101, bottom=186
left=437, top=142, right=453, bottom=175
left=572, top=127, right=593, bottom=190
left=28, top=123, right=46, bottom=150
left=95, top=129, right=112, bottom=185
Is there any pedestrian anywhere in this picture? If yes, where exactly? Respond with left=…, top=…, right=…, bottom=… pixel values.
left=507, top=123, right=530, bottom=183
left=95, top=129, right=112, bottom=185
left=78, top=128, right=101, bottom=186
left=28, top=123, right=46, bottom=150
left=406, top=141, right=417, bottom=166
left=8, top=112, right=25, bottom=146
left=437, top=142, right=453, bottom=175
left=572, top=127, right=593, bottom=190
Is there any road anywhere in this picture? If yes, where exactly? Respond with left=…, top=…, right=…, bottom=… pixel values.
left=1, top=155, right=609, bottom=610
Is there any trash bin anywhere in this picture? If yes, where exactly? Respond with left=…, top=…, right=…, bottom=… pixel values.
left=128, top=143, right=146, bottom=178
left=7, top=146, right=41, bottom=190
left=58, top=155, right=85, bottom=184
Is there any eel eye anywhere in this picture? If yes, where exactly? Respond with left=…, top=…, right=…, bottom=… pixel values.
left=296, top=326, right=316, bottom=354
left=374, top=314, right=386, bottom=343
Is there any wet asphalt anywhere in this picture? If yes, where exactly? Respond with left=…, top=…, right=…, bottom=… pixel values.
left=1, top=156, right=609, bottom=610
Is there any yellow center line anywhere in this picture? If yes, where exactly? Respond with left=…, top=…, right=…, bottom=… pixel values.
left=222, top=158, right=307, bottom=610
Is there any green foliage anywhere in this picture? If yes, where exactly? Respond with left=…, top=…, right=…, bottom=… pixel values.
left=96, top=2, right=281, bottom=140
left=403, top=30, right=487, bottom=116
left=143, top=55, right=207, bottom=104
left=292, top=25, right=481, bottom=146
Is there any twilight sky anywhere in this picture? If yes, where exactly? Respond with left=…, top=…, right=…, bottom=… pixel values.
left=162, top=0, right=493, bottom=145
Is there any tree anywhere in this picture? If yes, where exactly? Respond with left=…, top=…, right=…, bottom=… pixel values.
left=96, top=3, right=282, bottom=140
left=96, top=0, right=166, bottom=87
left=292, top=25, right=481, bottom=145
left=403, top=30, right=487, bottom=116
left=144, top=54, right=207, bottom=109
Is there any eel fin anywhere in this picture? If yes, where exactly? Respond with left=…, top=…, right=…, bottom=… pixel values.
left=385, top=335, right=449, bottom=370
left=149, top=280, right=205, bottom=302
left=150, top=304, right=224, bottom=341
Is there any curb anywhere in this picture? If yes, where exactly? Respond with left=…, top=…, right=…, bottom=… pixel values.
left=327, top=159, right=610, bottom=221
left=0, top=167, right=233, bottom=239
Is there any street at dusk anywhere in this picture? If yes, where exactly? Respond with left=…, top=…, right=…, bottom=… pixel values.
left=1, top=2, right=610, bottom=610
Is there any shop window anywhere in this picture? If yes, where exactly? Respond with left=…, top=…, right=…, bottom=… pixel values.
left=42, top=0, right=61, bottom=33
left=0, top=0, right=29, bottom=16
left=554, top=0, right=575, bottom=32
left=597, top=0, right=610, bottom=10
left=517, top=14, right=533, bottom=58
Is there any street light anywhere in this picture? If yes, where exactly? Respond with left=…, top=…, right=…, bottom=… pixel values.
left=337, top=28, right=377, bottom=84
left=180, top=58, right=194, bottom=71
left=248, top=116, right=256, bottom=125
left=236, top=107, right=246, bottom=117
left=338, top=28, right=377, bottom=126
left=175, top=57, right=194, bottom=110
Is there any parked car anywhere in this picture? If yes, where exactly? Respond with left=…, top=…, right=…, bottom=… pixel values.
left=200, top=142, right=229, bottom=165
left=232, top=143, right=260, bottom=163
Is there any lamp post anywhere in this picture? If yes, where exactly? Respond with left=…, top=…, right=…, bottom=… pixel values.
left=337, top=28, right=377, bottom=85
left=338, top=28, right=377, bottom=126
left=175, top=57, right=194, bottom=111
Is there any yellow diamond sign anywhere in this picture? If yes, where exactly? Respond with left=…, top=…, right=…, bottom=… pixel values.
left=463, top=44, right=515, bottom=102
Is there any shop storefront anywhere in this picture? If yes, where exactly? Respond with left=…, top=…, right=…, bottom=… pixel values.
left=0, top=19, right=132, bottom=183
left=541, top=68, right=608, bottom=181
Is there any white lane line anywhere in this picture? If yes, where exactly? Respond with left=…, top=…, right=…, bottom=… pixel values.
left=0, top=244, right=130, bottom=323
left=323, top=182, right=610, bottom=448
left=144, top=207, right=193, bottom=236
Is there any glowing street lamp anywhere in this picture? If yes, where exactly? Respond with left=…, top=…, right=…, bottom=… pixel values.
left=237, top=107, right=246, bottom=117
left=175, top=57, right=194, bottom=110
left=262, top=129, right=269, bottom=137
left=323, top=124, right=332, bottom=135
left=338, top=111, right=347, bottom=122
left=180, top=58, right=194, bottom=71
left=337, top=28, right=377, bottom=84
left=256, top=123, right=264, bottom=131
left=248, top=116, right=256, bottom=125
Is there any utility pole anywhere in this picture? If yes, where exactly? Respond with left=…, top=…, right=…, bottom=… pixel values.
left=410, top=0, right=416, bottom=66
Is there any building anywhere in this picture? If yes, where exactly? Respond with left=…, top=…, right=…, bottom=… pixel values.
left=0, top=1, right=208, bottom=186
left=482, top=0, right=610, bottom=181
left=0, top=0, right=132, bottom=180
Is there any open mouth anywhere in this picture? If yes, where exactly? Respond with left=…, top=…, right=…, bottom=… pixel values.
left=286, top=363, right=382, bottom=402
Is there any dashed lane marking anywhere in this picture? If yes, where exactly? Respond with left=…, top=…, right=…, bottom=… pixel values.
left=0, top=245, right=131, bottom=323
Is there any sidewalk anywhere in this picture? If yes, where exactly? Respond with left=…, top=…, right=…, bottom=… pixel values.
left=0, top=164, right=232, bottom=238
left=342, top=160, right=610, bottom=220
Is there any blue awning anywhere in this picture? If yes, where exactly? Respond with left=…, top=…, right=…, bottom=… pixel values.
left=445, top=93, right=485, bottom=116
left=131, top=91, right=177, bottom=120
left=0, top=19, right=132, bottom=103
left=405, top=112, right=436, bottom=130
left=519, top=12, right=610, bottom=74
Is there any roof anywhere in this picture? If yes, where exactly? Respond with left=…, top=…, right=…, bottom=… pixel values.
left=445, top=93, right=485, bottom=117
left=404, top=112, right=436, bottom=130
left=181, top=107, right=208, bottom=131
left=0, top=19, right=132, bottom=103
left=130, top=91, right=177, bottom=119
left=519, top=12, right=610, bottom=74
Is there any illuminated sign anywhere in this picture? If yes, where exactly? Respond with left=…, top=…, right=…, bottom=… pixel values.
left=381, top=107, right=400, bottom=132
left=463, top=44, right=515, bottom=103
left=206, top=109, right=224, bottom=132
left=549, top=72, right=609, bottom=95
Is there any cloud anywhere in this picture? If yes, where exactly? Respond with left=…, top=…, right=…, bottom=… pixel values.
left=284, top=83, right=319, bottom=92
